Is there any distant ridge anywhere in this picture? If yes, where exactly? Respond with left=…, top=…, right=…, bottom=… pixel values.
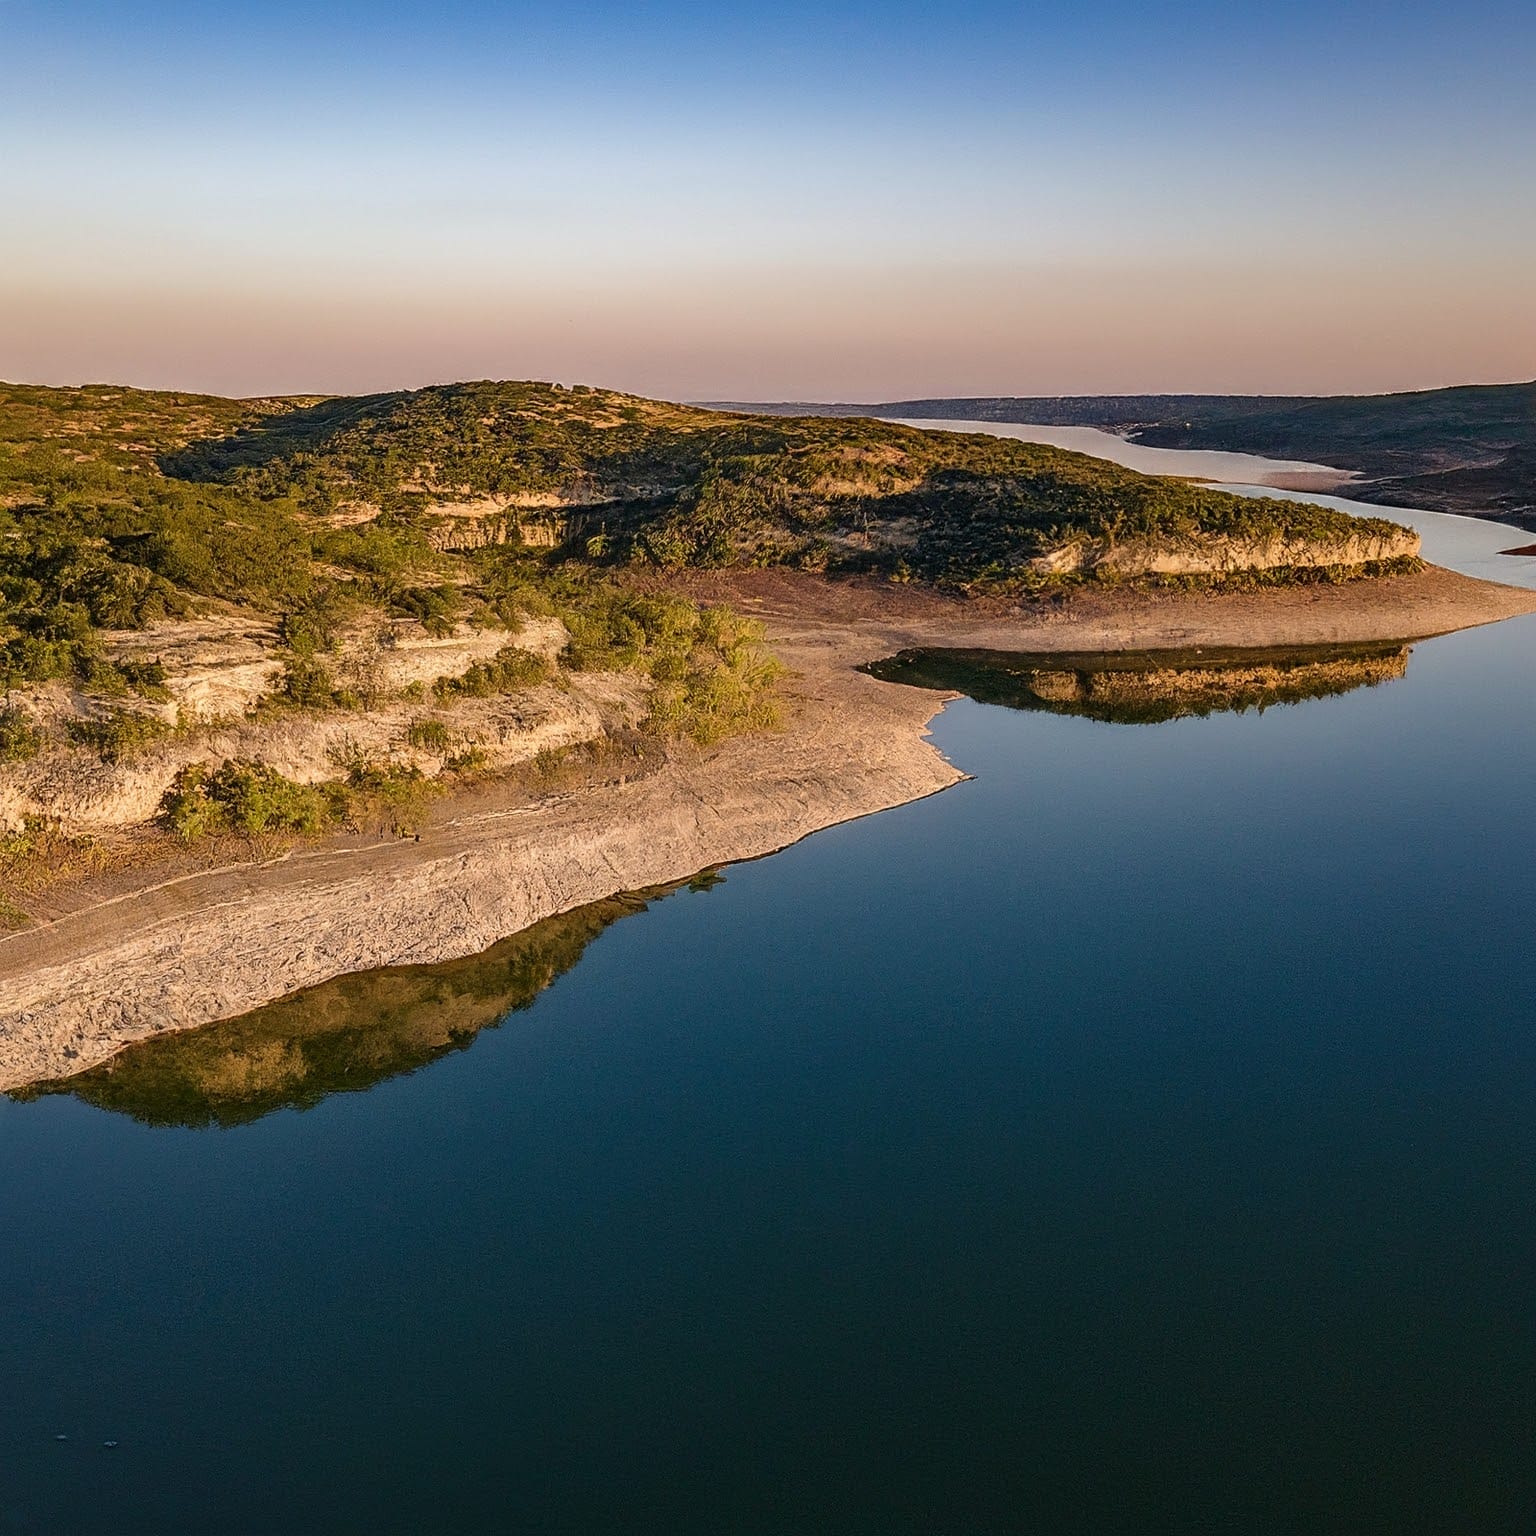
left=702, top=393, right=1301, bottom=423
left=700, top=381, right=1536, bottom=526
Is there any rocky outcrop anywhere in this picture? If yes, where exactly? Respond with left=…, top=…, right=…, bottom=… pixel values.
left=0, top=617, right=604, bottom=833
left=1028, top=526, right=1421, bottom=578
left=0, top=676, right=644, bottom=832
left=417, top=495, right=609, bottom=552
left=105, top=616, right=283, bottom=719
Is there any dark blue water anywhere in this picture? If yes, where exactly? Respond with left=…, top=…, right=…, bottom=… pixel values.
left=4, top=615, right=1535, bottom=1534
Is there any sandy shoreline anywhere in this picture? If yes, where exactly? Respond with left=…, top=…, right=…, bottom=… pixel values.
left=4, top=563, right=1534, bottom=1092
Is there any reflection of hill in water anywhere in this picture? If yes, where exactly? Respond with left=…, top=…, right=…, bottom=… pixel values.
left=17, top=880, right=704, bottom=1129
left=866, top=642, right=1410, bottom=725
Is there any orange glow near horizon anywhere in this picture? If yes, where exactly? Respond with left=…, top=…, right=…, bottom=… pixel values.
left=5, top=258, right=1533, bottom=402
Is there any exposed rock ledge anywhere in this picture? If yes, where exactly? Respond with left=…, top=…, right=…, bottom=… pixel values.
left=1029, top=526, right=1418, bottom=577
left=4, top=561, right=1534, bottom=1092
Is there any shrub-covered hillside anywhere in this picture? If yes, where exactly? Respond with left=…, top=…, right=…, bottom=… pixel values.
left=0, top=378, right=1425, bottom=897
left=0, top=377, right=1414, bottom=701
left=157, top=378, right=1412, bottom=577
left=0, top=382, right=796, bottom=872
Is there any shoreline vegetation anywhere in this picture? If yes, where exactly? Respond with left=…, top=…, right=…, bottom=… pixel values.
left=2, top=378, right=1532, bottom=1092
left=5, top=564, right=1536, bottom=1095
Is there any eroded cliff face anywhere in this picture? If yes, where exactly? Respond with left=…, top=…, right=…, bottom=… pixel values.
left=0, top=679, right=641, bottom=832
left=415, top=501, right=576, bottom=552
left=0, top=616, right=638, bottom=834
left=319, top=466, right=1424, bottom=581
left=1027, top=526, right=1421, bottom=578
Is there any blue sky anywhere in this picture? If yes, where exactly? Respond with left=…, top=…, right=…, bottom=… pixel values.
left=4, top=1, right=1533, bottom=398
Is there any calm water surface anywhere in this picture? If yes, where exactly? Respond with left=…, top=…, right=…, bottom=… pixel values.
left=3, top=472, right=1535, bottom=1531
left=894, top=417, right=1347, bottom=485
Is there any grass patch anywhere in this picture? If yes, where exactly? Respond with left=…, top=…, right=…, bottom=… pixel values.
left=0, top=815, right=116, bottom=917
left=405, top=717, right=453, bottom=753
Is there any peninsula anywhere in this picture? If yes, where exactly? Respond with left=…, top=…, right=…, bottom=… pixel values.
left=3, top=379, right=1531, bottom=1089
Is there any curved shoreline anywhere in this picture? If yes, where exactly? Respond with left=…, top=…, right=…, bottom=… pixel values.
left=4, top=563, right=1534, bottom=1092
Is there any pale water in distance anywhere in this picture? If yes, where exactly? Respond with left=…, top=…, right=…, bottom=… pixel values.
left=893, top=417, right=1348, bottom=486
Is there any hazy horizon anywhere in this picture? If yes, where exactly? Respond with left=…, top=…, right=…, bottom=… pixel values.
left=5, top=0, right=1533, bottom=401
left=7, top=371, right=1535, bottom=408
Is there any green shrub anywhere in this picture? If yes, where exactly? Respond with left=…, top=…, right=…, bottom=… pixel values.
left=279, top=585, right=367, bottom=657
left=444, top=745, right=490, bottom=775
left=117, top=658, right=171, bottom=699
left=391, top=583, right=463, bottom=637
left=158, top=764, right=226, bottom=841
left=0, top=703, right=42, bottom=762
left=434, top=645, right=549, bottom=700
left=406, top=718, right=453, bottom=753
left=311, top=520, right=436, bottom=580
left=559, top=589, right=698, bottom=672
left=161, top=759, right=332, bottom=840
left=67, top=707, right=171, bottom=762
left=339, top=756, right=439, bottom=834
left=643, top=607, right=784, bottom=744
left=280, top=656, right=341, bottom=709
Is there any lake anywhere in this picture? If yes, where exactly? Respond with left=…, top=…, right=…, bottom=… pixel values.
left=3, top=449, right=1535, bottom=1532
left=892, top=416, right=1348, bottom=487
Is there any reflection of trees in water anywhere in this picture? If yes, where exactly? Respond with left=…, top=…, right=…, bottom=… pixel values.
left=17, top=881, right=698, bottom=1129
left=866, top=642, right=1410, bottom=725
left=19, top=643, right=1409, bottom=1129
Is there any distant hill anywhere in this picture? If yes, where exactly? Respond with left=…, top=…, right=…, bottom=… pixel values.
left=163, top=380, right=1408, bottom=580
left=705, top=381, right=1536, bottom=526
